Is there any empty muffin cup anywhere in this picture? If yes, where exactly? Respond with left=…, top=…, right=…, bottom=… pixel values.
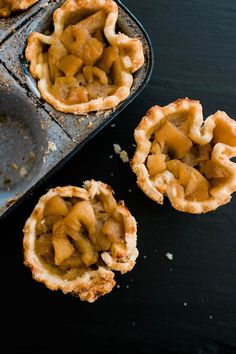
left=0, top=86, right=47, bottom=214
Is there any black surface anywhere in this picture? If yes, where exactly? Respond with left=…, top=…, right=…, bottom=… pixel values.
left=1, top=0, right=236, bottom=353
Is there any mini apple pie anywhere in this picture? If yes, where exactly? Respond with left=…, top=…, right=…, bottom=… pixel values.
left=132, top=98, right=236, bottom=214
left=0, top=0, right=38, bottom=17
left=25, top=0, right=144, bottom=114
left=23, top=180, right=138, bottom=302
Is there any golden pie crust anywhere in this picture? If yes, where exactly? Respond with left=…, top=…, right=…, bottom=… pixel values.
left=132, top=98, right=236, bottom=214
left=25, top=0, right=144, bottom=114
left=23, top=180, right=138, bottom=302
left=0, top=0, right=37, bottom=17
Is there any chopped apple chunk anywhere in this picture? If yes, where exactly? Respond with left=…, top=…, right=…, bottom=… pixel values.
left=155, top=121, right=193, bottom=159
left=58, top=55, right=83, bottom=76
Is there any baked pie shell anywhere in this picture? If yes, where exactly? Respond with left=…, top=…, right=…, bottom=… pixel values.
left=23, top=181, right=138, bottom=302
left=132, top=98, right=236, bottom=214
left=25, top=0, right=144, bottom=114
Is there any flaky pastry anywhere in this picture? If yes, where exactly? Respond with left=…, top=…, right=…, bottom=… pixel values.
left=132, top=98, right=236, bottom=214
left=25, top=0, right=144, bottom=114
left=0, top=0, right=38, bottom=17
left=23, top=180, right=138, bottom=302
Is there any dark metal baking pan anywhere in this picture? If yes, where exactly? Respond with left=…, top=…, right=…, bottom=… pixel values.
left=0, top=0, right=43, bottom=44
left=0, top=0, right=154, bottom=219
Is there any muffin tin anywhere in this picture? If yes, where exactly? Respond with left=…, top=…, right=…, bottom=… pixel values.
left=0, top=0, right=154, bottom=218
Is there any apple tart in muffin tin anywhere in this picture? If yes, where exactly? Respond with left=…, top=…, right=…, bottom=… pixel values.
left=132, top=98, right=236, bottom=214
left=25, top=0, right=144, bottom=114
left=0, top=0, right=38, bottom=17
left=23, top=180, right=138, bottom=302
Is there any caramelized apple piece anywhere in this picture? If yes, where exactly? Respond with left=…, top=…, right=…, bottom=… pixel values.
left=73, top=10, right=107, bottom=35
left=111, top=242, right=127, bottom=260
left=52, top=220, right=74, bottom=266
left=61, top=25, right=75, bottom=49
left=63, top=200, right=97, bottom=248
left=155, top=121, right=193, bottom=159
left=83, top=66, right=108, bottom=85
left=51, top=76, right=79, bottom=101
left=147, top=153, right=166, bottom=176
left=35, top=233, right=53, bottom=256
left=200, top=160, right=225, bottom=179
left=45, top=196, right=69, bottom=216
left=66, top=86, right=89, bottom=104
left=72, top=232, right=98, bottom=266
left=58, top=55, right=83, bottom=76
left=111, top=57, right=124, bottom=86
left=94, top=30, right=106, bottom=46
left=102, top=218, right=124, bottom=243
left=48, top=40, right=67, bottom=82
left=167, top=160, right=210, bottom=201
left=196, top=144, right=211, bottom=163
left=62, top=268, right=85, bottom=281
left=75, top=73, right=87, bottom=85
left=68, top=201, right=96, bottom=235
left=69, top=28, right=90, bottom=57
left=96, top=233, right=111, bottom=251
left=59, top=251, right=83, bottom=270
left=45, top=215, right=64, bottom=232
left=98, top=46, right=119, bottom=73
left=82, top=37, right=103, bottom=66
left=86, top=80, right=117, bottom=100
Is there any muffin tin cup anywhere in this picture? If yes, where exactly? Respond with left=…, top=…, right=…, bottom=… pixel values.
left=0, top=0, right=154, bottom=218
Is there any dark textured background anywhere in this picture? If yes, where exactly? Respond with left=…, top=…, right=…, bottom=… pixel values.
left=1, top=0, right=236, bottom=353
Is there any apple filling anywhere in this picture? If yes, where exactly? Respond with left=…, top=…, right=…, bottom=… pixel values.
left=35, top=194, right=127, bottom=281
left=146, top=112, right=233, bottom=202
left=132, top=99, right=236, bottom=213
left=38, top=10, right=123, bottom=105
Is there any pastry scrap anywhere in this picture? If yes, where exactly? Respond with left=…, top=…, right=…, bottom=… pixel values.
left=0, top=0, right=38, bottom=17
left=25, top=0, right=144, bottom=114
left=132, top=98, right=236, bottom=214
left=23, top=180, right=138, bottom=302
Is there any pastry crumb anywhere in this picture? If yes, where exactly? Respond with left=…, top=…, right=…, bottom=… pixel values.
left=111, top=123, right=116, bottom=128
left=184, top=302, right=187, bottom=307
left=78, top=117, right=85, bottom=124
left=46, top=141, right=57, bottom=154
left=143, top=255, right=147, bottom=259
left=120, top=150, right=129, bottom=163
left=10, top=163, right=18, bottom=170
left=19, top=167, right=27, bottom=177
left=209, top=315, right=213, bottom=319
left=109, top=155, right=113, bottom=159
left=113, top=144, right=122, bottom=154
left=87, top=121, right=93, bottom=129
left=165, top=252, right=173, bottom=260
left=117, top=284, right=120, bottom=289
left=113, top=143, right=129, bottom=163
left=126, top=285, right=129, bottom=289
left=58, top=115, right=65, bottom=124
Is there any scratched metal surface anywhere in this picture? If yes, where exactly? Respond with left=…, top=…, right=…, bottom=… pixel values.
left=0, top=0, right=153, bottom=217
